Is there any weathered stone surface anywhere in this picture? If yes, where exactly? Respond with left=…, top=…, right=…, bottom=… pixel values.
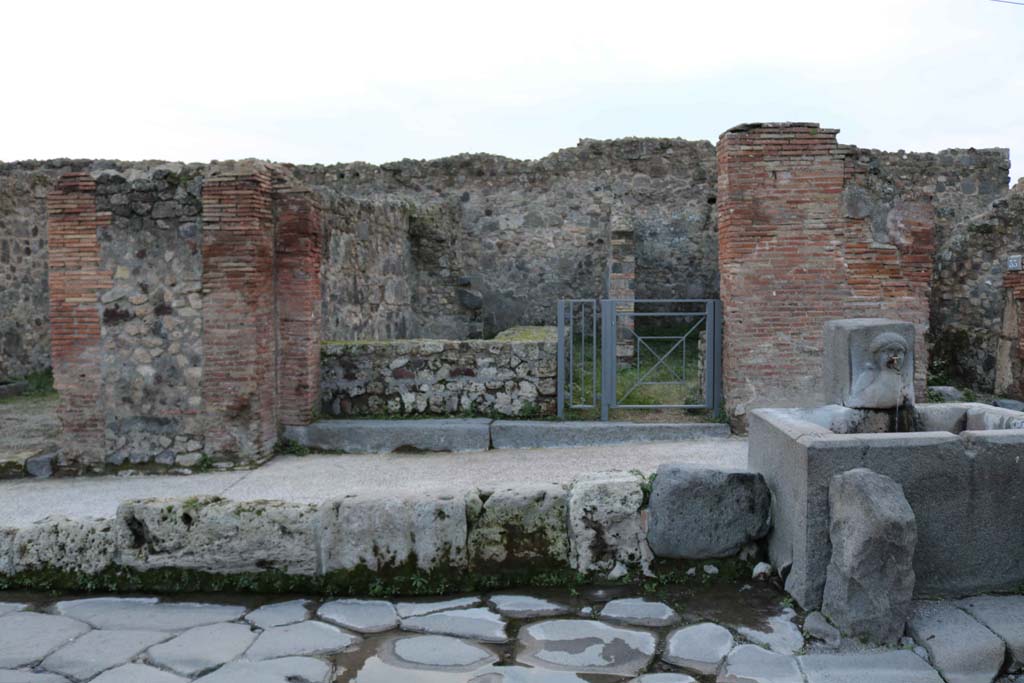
left=749, top=407, right=1024, bottom=608
left=90, top=664, right=187, bottom=683
left=11, top=516, right=115, bottom=573
left=319, top=491, right=468, bottom=573
left=0, top=603, right=26, bottom=617
left=799, top=651, right=944, bottom=683
left=735, top=608, right=804, bottom=655
left=488, top=595, right=572, bottom=619
left=244, top=621, right=359, bottom=661
left=0, top=528, right=14, bottom=575
left=318, top=599, right=399, bottom=633
left=244, top=599, right=310, bottom=629
left=147, top=623, right=258, bottom=676
left=517, top=619, right=657, bottom=677
left=803, top=611, right=840, bottom=648
left=717, top=644, right=802, bottom=683
left=390, top=634, right=497, bottom=669
left=468, top=484, right=569, bottom=571
left=55, top=597, right=245, bottom=631
left=24, top=453, right=55, bottom=479
left=958, top=594, right=1024, bottom=667
left=600, top=598, right=680, bottom=627
left=647, top=465, right=770, bottom=560
left=0, top=671, right=70, bottom=683
left=822, top=469, right=916, bottom=644
left=456, top=665, right=591, bottom=682
left=662, top=622, right=735, bottom=675
left=490, top=421, right=729, bottom=449
left=194, top=657, right=332, bottom=683
left=0, top=612, right=91, bottom=669
left=285, top=418, right=492, bottom=454
left=320, top=340, right=556, bottom=418
left=400, top=607, right=507, bottom=643
left=41, top=629, right=168, bottom=681
left=568, top=471, right=649, bottom=577
left=929, top=386, right=964, bottom=402
left=907, top=601, right=1005, bottom=683
left=115, top=497, right=319, bottom=575
left=631, top=675, right=698, bottom=683
left=396, top=597, right=480, bottom=618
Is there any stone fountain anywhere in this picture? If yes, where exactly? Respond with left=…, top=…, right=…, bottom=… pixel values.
left=750, top=318, right=1024, bottom=610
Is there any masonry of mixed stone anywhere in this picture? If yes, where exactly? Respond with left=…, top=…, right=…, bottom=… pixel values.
left=0, top=125, right=1021, bottom=470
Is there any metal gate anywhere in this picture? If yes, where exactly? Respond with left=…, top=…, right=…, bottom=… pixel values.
left=556, top=299, right=722, bottom=420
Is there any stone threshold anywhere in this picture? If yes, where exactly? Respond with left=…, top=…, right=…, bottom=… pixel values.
left=285, top=419, right=731, bottom=454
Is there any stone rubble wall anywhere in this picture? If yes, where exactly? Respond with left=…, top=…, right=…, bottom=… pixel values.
left=320, top=331, right=557, bottom=417
left=0, top=468, right=771, bottom=589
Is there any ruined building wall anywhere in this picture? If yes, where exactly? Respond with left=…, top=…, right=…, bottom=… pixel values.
left=717, top=124, right=938, bottom=423
left=290, top=137, right=720, bottom=337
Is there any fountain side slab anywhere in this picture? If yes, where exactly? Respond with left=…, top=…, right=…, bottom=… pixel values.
left=750, top=404, right=1024, bottom=610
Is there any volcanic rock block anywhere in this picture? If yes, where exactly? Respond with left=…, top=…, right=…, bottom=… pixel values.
left=822, top=469, right=916, bottom=644
left=647, top=465, right=770, bottom=559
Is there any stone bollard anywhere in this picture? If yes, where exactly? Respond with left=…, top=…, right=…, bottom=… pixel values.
left=821, top=468, right=917, bottom=644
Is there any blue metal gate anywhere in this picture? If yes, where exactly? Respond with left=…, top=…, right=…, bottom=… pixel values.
left=556, top=299, right=722, bottom=420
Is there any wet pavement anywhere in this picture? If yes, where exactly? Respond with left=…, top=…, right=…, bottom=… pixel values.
left=0, top=579, right=973, bottom=682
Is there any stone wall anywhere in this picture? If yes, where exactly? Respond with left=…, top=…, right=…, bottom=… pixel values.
left=291, top=138, right=720, bottom=337
left=44, top=162, right=324, bottom=474
left=320, top=329, right=557, bottom=417
left=717, top=124, right=936, bottom=424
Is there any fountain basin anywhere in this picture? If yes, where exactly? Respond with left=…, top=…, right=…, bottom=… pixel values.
left=750, top=402, right=1024, bottom=610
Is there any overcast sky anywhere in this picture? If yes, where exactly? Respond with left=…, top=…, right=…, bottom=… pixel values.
left=3, top=0, right=1022, bottom=175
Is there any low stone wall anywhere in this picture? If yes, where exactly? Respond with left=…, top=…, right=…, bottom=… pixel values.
left=320, top=328, right=557, bottom=417
left=0, top=467, right=770, bottom=593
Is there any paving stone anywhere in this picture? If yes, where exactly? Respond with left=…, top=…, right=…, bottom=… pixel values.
left=462, top=665, right=590, bottom=681
left=194, top=657, right=332, bottom=683
left=631, top=675, right=699, bottom=683
left=735, top=608, right=804, bottom=655
left=317, top=598, right=398, bottom=633
left=907, top=601, right=1005, bottom=683
left=958, top=594, right=1024, bottom=666
left=41, top=629, right=168, bottom=680
left=148, top=623, right=258, bottom=676
left=0, top=612, right=91, bottom=669
left=244, top=620, right=359, bottom=660
left=517, top=619, right=657, bottom=677
left=401, top=607, right=508, bottom=643
left=244, top=599, right=311, bottom=629
left=90, top=664, right=187, bottom=683
left=488, top=595, right=573, bottom=619
left=599, top=598, right=680, bottom=627
left=55, top=597, right=245, bottom=631
left=0, top=672, right=71, bottom=683
left=396, top=596, right=481, bottom=618
left=0, top=603, right=26, bottom=617
left=717, top=644, right=802, bottom=683
left=799, top=650, right=945, bottom=683
left=663, top=622, right=735, bottom=675
left=391, top=634, right=498, bottom=669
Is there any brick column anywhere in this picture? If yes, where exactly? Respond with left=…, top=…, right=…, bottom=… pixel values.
left=274, top=185, right=323, bottom=426
left=607, top=212, right=636, bottom=362
left=200, top=167, right=278, bottom=460
left=46, top=173, right=112, bottom=470
left=717, top=122, right=934, bottom=423
left=1000, top=272, right=1024, bottom=397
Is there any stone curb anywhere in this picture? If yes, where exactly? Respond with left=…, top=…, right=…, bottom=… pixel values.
left=490, top=421, right=731, bottom=449
left=0, top=467, right=769, bottom=589
left=285, top=419, right=732, bottom=454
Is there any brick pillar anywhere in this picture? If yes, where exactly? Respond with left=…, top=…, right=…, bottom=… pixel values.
left=274, top=185, right=323, bottom=426
left=200, top=167, right=278, bottom=460
left=46, top=173, right=112, bottom=470
left=1000, top=272, right=1024, bottom=398
left=717, top=123, right=934, bottom=424
left=607, top=212, right=636, bottom=363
